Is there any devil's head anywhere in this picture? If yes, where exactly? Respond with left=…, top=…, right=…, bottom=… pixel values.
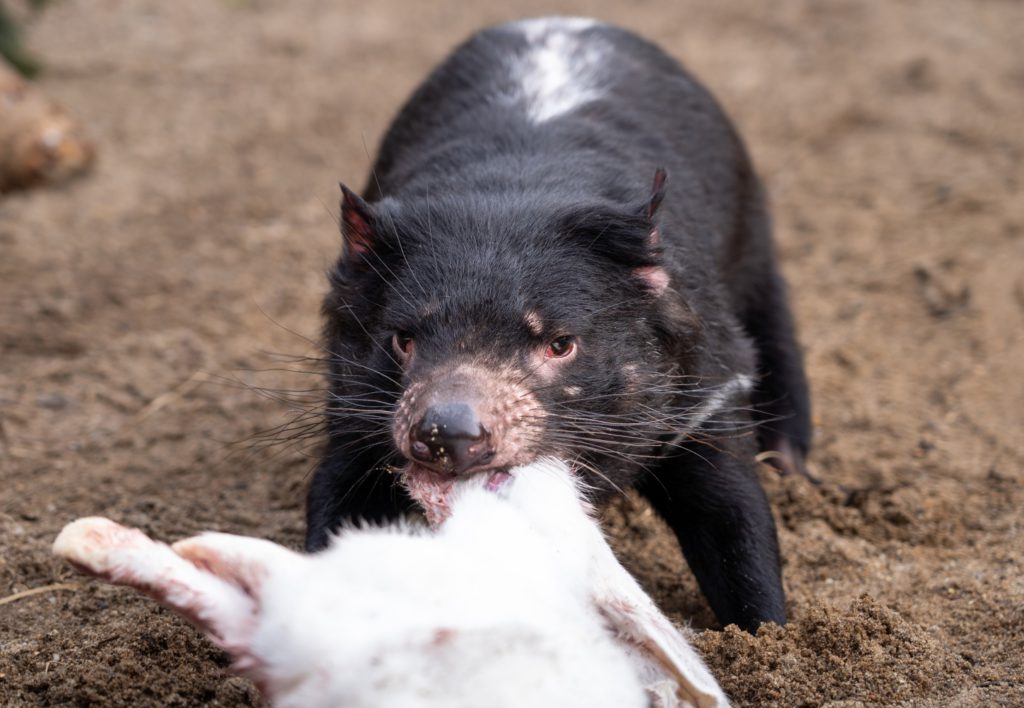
left=321, top=170, right=701, bottom=497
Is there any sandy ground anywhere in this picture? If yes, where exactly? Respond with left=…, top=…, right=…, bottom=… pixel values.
left=1, top=0, right=1022, bottom=705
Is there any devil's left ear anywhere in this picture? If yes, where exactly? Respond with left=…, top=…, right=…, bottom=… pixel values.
left=339, top=183, right=377, bottom=261
left=647, top=167, right=668, bottom=221
left=556, top=167, right=672, bottom=295
left=637, top=168, right=670, bottom=294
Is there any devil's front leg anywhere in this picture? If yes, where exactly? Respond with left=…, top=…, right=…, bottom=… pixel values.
left=305, top=436, right=413, bottom=552
left=638, top=427, right=786, bottom=633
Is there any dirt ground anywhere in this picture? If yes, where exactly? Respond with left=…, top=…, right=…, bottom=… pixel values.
left=1, top=0, right=1022, bottom=705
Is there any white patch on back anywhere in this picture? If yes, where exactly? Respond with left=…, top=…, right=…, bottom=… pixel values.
left=509, top=17, right=607, bottom=124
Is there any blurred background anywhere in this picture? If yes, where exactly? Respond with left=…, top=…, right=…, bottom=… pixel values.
left=1, top=1, right=1021, bottom=705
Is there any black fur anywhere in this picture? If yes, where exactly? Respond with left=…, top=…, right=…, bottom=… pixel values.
left=305, top=19, right=812, bottom=632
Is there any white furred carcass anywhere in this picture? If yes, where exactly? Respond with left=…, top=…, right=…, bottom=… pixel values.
left=53, top=459, right=729, bottom=707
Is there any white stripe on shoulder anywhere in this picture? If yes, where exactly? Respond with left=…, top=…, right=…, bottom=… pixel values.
left=665, top=373, right=755, bottom=448
left=508, top=17, right=607, bottom=124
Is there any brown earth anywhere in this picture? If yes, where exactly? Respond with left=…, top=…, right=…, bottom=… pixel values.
left=1, top=0, right=1022, bottom=705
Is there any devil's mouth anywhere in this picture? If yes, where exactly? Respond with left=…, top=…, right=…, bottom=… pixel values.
left=401, top=463, right=513, bottom=526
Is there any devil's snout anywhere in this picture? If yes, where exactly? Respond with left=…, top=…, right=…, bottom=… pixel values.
left=396, top=367, right=541, bottom=478
left=410, top=402, right=495, bottom=475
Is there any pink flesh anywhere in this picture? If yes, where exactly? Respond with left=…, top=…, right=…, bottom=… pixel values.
left=486, top=470, right=512, bottom=492
left=401, top=465, right=514, bottom=526
left=401, top=464, right=456, bottom=527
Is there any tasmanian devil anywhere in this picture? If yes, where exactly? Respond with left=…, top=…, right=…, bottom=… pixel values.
left=305, top=17, right=812, bottom=632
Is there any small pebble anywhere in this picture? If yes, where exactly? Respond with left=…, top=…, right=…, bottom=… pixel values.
left=36, top=393, right=69, bottom=410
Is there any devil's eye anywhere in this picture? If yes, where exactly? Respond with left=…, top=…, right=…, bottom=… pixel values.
left=392, top=332, right=414, bottom=358
left=545, top=335, right=576, bottom=359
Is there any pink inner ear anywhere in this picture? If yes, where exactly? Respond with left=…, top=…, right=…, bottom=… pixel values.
left=339, top=183, right=376, bottom=259
left=637, top=226, right=668, bottom=294
left=647, top=168, right=668, bottom=219
left=636, top=265, right=670, bottom=294
left=342, top=208, right=373, bottom=258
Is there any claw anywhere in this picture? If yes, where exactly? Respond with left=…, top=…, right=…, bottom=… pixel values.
left=756, top=438, right=820, bottom=485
